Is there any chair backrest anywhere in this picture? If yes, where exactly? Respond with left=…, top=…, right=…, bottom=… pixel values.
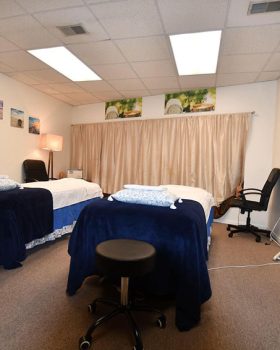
left=260, top=168, right=280, bottom=209
left=23, top=159, right=49, bottom=182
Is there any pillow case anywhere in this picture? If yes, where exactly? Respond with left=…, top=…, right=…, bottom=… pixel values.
left=0, top=178, right=20, bottom=191
left=124, top=184, right=167, bottom=191
left=108, top=188, right=182, bottom=209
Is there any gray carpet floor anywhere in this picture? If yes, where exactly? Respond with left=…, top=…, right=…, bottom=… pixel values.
left=1, top=223, right=280, bottom=350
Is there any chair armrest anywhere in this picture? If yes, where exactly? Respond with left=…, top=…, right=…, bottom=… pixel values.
left=241, top=188, right=261, bottom=193
left=239, top=188, right=262, bottom=201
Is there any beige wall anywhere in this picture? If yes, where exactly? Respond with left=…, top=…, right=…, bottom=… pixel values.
left=0, top=73, right=72, bottom=182
left=269, top=79, right=280, bottom=229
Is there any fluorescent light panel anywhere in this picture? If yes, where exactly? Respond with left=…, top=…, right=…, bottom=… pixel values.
left=170, top=30, right=222, bottom=75
left=28, top=46, right=101, bottom=81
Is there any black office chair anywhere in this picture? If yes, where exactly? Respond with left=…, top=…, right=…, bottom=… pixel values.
left=79, top=239, right=166, bottom=350
left=23, top=159, right=49, bottom=182
left=227, top=168, right=280, bottom=242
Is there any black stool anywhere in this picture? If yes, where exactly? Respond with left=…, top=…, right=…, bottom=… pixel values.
left=79, top=239, right=166, bottom=350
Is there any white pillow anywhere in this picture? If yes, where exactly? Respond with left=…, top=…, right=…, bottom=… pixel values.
left=108, top=188, right=182, bottom=209
left=124, top=184, right=167, bottom=191
left=0, top=178, right=20, bottom=191
left=0, top=175, right=9, bottom=179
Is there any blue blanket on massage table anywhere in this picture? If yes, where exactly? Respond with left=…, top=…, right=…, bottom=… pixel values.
left=0, top=187, right=53, bottom=269
left=66, top=198, right=211, bottom=331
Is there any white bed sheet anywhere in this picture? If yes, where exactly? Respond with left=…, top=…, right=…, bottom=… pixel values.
left=23, top=178, right=103, bottom=209
left=164, top=185, right=215, bottom=221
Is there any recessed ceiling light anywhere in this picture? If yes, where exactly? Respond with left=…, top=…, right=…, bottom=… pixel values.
left=28, top=46, right=101, bottom=81
left=169, top=30, right=222, bottom=75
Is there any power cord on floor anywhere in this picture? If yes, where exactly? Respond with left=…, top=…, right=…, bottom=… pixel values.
left=208, top=262, right=280, bottom=271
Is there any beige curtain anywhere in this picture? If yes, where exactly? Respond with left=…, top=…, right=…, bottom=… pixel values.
left=71, top=113, right=251, bottom=203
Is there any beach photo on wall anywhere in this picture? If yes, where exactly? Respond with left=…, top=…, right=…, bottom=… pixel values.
left=10, top=108, right=24, bottom=128
left=0, top=100, right=3, bottom=120
left=29, top=116, right=40, bottom=134
left=165, top=88, right=216, bottom=115
left=105, top=98, right=142, bottom=120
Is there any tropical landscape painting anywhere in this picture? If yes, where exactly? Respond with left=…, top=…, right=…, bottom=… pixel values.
left=105, top=98, right=142, bottom=120
left=10, top=108, right=24, bottom=128
left=0, top=100, right=3, bottom=120
left=29, top=116, right=40, bottom=134
left=165, top=88, right=216, bottom=114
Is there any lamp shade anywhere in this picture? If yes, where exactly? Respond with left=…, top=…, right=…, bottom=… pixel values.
left=40, top=134, right=63, bottom=152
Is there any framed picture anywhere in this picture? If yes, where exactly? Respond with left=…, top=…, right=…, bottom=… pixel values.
left=29, top=116, right=40, bottom=134
left=105, top=98, right=142, bottom=120
left=0, top=100, right=3, bottom=120
left=165, top=88, right=216, bottom=115
left=11, top=108, right=24, bottom=128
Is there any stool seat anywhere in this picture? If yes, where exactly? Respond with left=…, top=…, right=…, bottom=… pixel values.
left=96, top=239, right=156, bottom=277
left=79, top=239, right=166, bottom=350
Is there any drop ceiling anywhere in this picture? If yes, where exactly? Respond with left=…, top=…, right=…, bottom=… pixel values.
left=0, top=0, right=280, bottom=106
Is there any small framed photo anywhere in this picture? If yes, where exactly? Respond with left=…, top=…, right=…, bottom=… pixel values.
left=11, top=108, right=24, bottom=128
left=29, top=116, right=40, bottom=134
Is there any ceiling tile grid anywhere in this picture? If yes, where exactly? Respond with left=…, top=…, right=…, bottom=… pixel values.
left=0, top=0, right=278, bottom=105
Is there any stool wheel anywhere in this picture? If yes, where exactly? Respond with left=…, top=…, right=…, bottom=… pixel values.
left=79, top=336, right=92, bottom=350
left=156, top=315, right=167, bottom=328
left=88, top=303, right=96, bottom=313
left=228, top=232, right=233, bottom=238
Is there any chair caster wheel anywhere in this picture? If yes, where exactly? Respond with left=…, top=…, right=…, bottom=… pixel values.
left=133, top=345, right=143, bottom=350
left=226, top=226, right=231, bottom=231
left=79, top=336, right=92, bottom=350
left=228, top=232, right=233, bottom=238
left=256, top=236, right=261, bottom=243
left=156, top=315, right=167, bottom=328
left=88, top=303, right=96, bottom=313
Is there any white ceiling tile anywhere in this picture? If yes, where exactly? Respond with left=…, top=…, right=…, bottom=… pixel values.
left=92, top=63, right=137, bottom=79
left=221, top=25, right=280, bottom=55
left=90, top=0, right=164, bottom=39
left=77, top=80, right=116, bottom=93
left=21, top=69, right=70, bottom=84
left=62, top=92, right=101, bottom=104
left=0, top=0, right=26, bottom=18
left=34, top=6, right=109, bottom=44
left=115, top=36, right=171, bottom=62
left=16, top=0, right=84, bottom=12
left=0, top=51, right=48, bottom=71
left=218, top=54, right=271, bottom=73
left=141, top=77, right=179, bottom=89
left=227, top=0, right=280, bottom=27
left=108, top=79, right=146, bottom=90
left=256, top=71, right=280, bottom=82
left=93, top=91, right=124, bottom=101
left=0, top=37, right=19, bottom=52
left=216, top=72, right=258, bottom=86
left=6, top=71, right=41, bottom=84
left=51, top=93, right=79, bottom=105
left=0, top=15, right=60, bottom=49
left=264, top=53, right=280, bottom=71
left=179, top=75, right=216, bottom=89
left=47, top=83, right=85, bottom=93
left=158, top=0, right=229, bottom=34
left=0, top=62, right=13, bottom=73
left=33, top=84, right=61, bottom=94
left=119, top=90, right=150, bottom=98
left=131, top=60, right=177, bottom=78
left=67, top=41, right=125, bottom=65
